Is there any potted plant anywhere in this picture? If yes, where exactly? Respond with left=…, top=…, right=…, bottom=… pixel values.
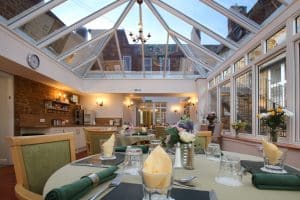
left=231, top=120, right=247, bottom=136
left=257, top=105, right=293, bottom=142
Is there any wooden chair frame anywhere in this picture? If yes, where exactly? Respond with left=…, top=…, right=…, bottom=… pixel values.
left=6, top=133, right=76, bottom=200
left=83, top=128, right=116, bottom=155
left=196, top=131, right=212, bottom=150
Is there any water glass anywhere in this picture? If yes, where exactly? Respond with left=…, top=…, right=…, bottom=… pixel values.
left=215, top=155, right=242, bottom=187
left=142, top=169, right=173, bottom=200
left=123, top=146, right=143, bottom=175
left=99, top=139, right=115, bottom=160
left=262, top=148, right=288, bottom=173
left=206, top=143, right=221, bottom=161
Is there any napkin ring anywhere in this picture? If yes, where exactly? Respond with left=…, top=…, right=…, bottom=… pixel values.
left=87, top=173, right=100, bottom=186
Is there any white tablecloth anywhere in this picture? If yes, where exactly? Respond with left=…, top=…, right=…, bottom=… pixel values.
left=43, top=152, right=300, bottom=200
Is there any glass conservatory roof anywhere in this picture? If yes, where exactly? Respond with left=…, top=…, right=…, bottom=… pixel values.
left=0, top=0, right=287, bottom=79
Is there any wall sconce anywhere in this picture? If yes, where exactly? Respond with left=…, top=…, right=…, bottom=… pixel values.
left=96, top=97, right=103, bottom=107
left=127, top=101, right=134, bottom=108
left=174, top=109, right=178, bottom=113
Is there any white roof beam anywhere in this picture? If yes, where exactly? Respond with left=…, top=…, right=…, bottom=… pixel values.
left=152, top=0, right=238, bottom=51
left=71, top=55, right=97, bottom=71
left=82, top=33, right=113, bottom=77
left=84, top=0, right=134, bottom=78
left=172, top=36, right=213, bottom=72
left=163, top=33, right=170, bottom=78
left=7, top=0, right=67, bottom=29
left=170, top=30, right=224, bottom=63
left=199, top=0, right=260, bottom=33
left=37, top=0, right=128, bottom=48
left=114, top=31, right=125, bottom=77
left=57, top=28, right=115, bottom=61
left=277, top=0, right=293, bottom=6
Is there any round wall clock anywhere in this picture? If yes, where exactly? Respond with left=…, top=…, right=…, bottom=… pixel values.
left=26, top=54, right=40, bottom=69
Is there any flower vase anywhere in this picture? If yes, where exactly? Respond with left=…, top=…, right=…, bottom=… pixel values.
left=270, top=130, right=278, bottom=143
left=181, top=143, right=194, bottom=170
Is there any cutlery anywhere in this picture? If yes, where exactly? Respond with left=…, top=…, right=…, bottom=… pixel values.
left=175, top=175, right=197, bottom=184
left=173, top=182, right=195, bottom=188
left=89, top=174, right=122, bottom=200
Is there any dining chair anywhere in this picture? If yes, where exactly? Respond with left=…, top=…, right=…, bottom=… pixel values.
left=212, top=122, right=223, bottom=148
left=83, top=128, right=116, bottom=155
left=195, top=131, right=212, bottom=150
left=6, top=133, right=76, bottom=200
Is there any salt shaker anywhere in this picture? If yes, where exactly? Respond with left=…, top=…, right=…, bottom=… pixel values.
left=173, top=142, right=183, bottom=168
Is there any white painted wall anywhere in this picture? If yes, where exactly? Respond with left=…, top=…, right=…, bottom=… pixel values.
left=0, top=71, right=14, bottom=165
left=80, top=94, right=125, bottom=118
left=82, top=79, right=196, bottom=94
left=196, top=78, right=208, bottom=124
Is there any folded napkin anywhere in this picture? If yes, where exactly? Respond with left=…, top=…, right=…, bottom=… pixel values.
left=102, top=134, right=115, bottom=157
left=252, top=173, right=300, bottom=190
left=241, top=160, right=300, bottom=190
left=115, top=145, right=149, bottom=154
left=45, top=166, right=118, bottom=200
left=143, top=146, right=172, bottom=189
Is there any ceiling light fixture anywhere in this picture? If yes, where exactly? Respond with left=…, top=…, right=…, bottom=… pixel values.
left=129, top=0, right=151, bottom=43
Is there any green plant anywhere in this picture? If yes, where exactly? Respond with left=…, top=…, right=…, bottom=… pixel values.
left=231, top=120, right=247, bottom=131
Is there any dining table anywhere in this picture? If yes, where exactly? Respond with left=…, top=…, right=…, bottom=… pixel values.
left=43, top=151, right=300, bottom=200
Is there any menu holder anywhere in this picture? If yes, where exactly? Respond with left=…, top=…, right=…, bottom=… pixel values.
left=101, top=183, right=211, bottom=200
left=71, top=153, right=125, bottom=168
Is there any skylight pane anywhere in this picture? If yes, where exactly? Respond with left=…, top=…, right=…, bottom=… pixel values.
left=62, top=37, right=108, bottom=67
left=17, top=0, right=114, bottom=41
left=45, top=3, right=126, bottom=56
left=73, top=60, right=94, bottom=77
left=214, top=0, right=282, bottom=25
left=100, top=34, right=122, bottom=72
left=0, top=0, right=47, bottom=20
left=160, top=0, right=229, bottom=38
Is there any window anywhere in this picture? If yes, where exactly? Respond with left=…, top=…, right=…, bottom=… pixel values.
left=209, top=79, right=215, bottom=88
left=159, top=57, right=170, bottom=71
left=223, top=67, right=231, bottom=79
left=144, top=58, right=152, bottom=71
left=235, top=71, right=252, bottom=134
left=123, top=56, right=132, bottom=71
left=258, top=57, right=286, bottom=136
left=234, top=57, right=246, bottom=72
left=220, top=82, right=231, bottom=130
left=248, top=45, right=262, bottom=63
left=296, top=16, right=300, bottom=33
left=154, top=102, right=167, bottom=125
left=209, top=88, right=217, bottom=114
left=215, top=74, right=222, bottom=83
left=266, top=27, right=287, bottom=51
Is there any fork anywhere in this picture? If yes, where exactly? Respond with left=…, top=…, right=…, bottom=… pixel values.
left=89, top=174, right=122, bottom=200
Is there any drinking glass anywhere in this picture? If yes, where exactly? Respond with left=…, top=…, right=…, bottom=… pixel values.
left=142, top=169, right=173, bottom=200
left=123, top=146, right=143, bottom=175
left=262, top=148, right=288, bottom=173
left=99, top=139, right=116, bottom=160
left=215, top=155, right=242, bottom=187
left=206, top=143, right=221, bottom=161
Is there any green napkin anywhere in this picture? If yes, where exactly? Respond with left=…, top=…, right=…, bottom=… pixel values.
left=45, top=166, right=118, bottom=200
left=252, top=173, right=300, bottom=190
left=241, top=160, right=300, bottom=190
left=115, top=145, right=149, bottom=154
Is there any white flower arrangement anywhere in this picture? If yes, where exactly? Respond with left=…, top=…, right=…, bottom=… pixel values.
left=178, top=130, right=195, bottom=143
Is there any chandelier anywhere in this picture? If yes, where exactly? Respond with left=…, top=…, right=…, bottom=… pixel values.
left=129, top=0, right=151, bottom=43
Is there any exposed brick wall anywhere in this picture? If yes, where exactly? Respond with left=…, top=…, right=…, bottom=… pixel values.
left=14, top=76, right=80, bottom=135
left=0, top=0, right=41, bottom=20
